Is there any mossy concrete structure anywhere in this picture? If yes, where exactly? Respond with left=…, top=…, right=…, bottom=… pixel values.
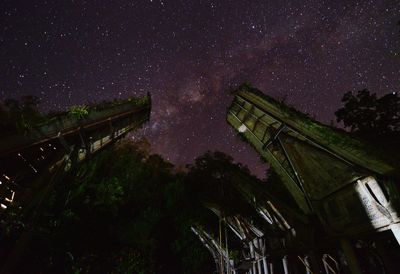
left=0, top=94, right=151, bottom=212
left=0, top=95, right=151, bottom=274
left=224, top=85, right=400, bottom=274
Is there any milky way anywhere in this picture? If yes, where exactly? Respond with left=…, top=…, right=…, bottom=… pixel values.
left=1, top=1, right=399, bottom=177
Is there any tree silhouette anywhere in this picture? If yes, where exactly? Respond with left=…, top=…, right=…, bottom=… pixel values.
left=335, top=89, right=400, bottom=141
left=0, top=95, right=41, bottom=134
left=0, top=140, right=214, bottom=274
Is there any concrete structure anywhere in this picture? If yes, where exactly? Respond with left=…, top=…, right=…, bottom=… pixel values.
left=192, top=84, right=400, bottom=273
left=0, top=95, right=151, bottom=273
left=0, top=95, right=150, bottom=212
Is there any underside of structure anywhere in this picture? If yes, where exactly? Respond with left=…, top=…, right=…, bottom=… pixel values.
left=0, top=95, right=151, bottom=273
left=189, top=84, right=400, bottom=274
left=0, top=86, right=399, bottom=274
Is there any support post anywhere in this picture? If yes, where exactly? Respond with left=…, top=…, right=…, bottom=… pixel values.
left=263, top=257, right=270, bottom=274
left=255, top=239, right=263, bottom=274
left=304, top=256, right=312, bottom=274
left=249, top=241, right=257, bottom=274
left=269, top=261, right=274, bottom=274
left=283, top=255, right=290, bottom=274
left=253, top=262, right=257, bottom=274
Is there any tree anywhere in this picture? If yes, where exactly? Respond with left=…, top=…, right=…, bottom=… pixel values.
left=335, top=89, right=400, bottom=139
left=0, top=95, right=41, bottom=134
left=0, top=140, right=214, bottom=274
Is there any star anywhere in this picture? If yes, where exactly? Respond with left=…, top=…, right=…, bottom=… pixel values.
left=0, top=0, right=398, bottom=178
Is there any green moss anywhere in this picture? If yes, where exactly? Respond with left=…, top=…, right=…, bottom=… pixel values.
left=232, top=83, right=400, bottom=173
left=69, top=105, right=90, bottom=119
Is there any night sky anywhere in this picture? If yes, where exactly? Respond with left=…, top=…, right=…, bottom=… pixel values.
left=1, top=1, right=399, bottom=177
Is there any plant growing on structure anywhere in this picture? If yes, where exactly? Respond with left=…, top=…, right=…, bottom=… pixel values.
left=69, top=105, right=89, bottom=119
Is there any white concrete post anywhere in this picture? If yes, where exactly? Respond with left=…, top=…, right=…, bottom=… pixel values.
left=262, top=257, right=269, bottom=274
left=249, top=241, right=257, bottom=274
left=254, top=238, right=262, bottom=274
left=304, top=255, right=312, bottom=274
left=282, top=255, right=290, bottom=274
left=269, top=261, right=274, bottom=274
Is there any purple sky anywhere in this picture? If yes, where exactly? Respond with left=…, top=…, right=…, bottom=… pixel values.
left=1, top=0, right=399, bottom=177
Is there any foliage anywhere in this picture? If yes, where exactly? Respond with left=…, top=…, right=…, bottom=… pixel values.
left=69, top=105, right=89, bottom=119
left=0, top=95, right=42, bottom=134
left=184, top=151, right=264, bottom=259
left=335, top=89, right=399, bottom=134
left=0, top=95, right=150, bottom=136
left=0, top=143, right=271, bottom=273
left=334, top=89, right=400, bottom=149
left=0, top=140, right=214, bottom=274
left=185, top=151, right=253, bottom=213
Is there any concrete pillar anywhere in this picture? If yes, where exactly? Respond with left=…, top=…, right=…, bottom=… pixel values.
left=269, top=261, right=274, bottom=274
left=249, top=241, right=257, bottom=274
left=340, top=239, right=362, bottom=274
left=257, top=260, right=263, bottom=274
left=263, top=257, right=270, bottom=274
left=253, top=262, right=258, bottom=274
left=282, top=255, right=290, bottom=274
left=304, top=256, right=312, bottom=274
left=255, top=239, right=263, bottom=274
left=322, top=255, right=330, bottom=274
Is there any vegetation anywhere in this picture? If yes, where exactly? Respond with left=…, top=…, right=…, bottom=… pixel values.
left=335, top=89, right=400, bottom=136
left=335, top=89, right=399, bottom=144
left=233, top=84, right=400, bottom=174
left=69, top=105, right=90, bottom=119
left=0, top=140, right=216, bottom=274
left=1, top=86, right=399, bottom=273
left=0, top=95, right=42, bottom=135
left=0, top=95, right=150, bottom=136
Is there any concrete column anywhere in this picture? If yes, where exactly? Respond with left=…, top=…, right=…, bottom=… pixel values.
left=257, top=258, right=262, bottom=273
left=255, top=239, right=263, bottom=274
left=282, top=255, right=290, bottom=274
left=304, top=256, right=312, bottom=274
left=253, top=262, right=258, bottom=274
left=322, top=255, right=330, bottom=274
left=257, top=260, right=263, bottom=274
left=340, top=239, right=362, bottom=274
left=262, top=257, right=270, bottom=274
left=249, top=241, right=257, bottom=274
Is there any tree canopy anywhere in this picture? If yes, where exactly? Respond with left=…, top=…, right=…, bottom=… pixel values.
left=0, top=95, right=42, bottom=134
left=335, top=89, right=400, bottom=144
left=0, top=140, right=215, bottom=274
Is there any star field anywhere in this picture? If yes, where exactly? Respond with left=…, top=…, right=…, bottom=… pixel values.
left=1, top=0, right=399, bottom=177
